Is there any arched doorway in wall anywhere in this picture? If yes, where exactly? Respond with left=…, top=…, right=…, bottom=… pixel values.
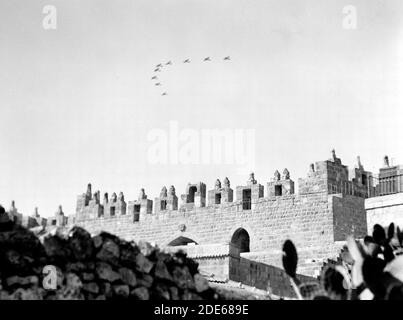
left=168, top=236, right=198, bottom=246
left=230, top=228, right=250, bottom=253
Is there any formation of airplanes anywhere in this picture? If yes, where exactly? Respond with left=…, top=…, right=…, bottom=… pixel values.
left=151, top=56, right=231, bottom=96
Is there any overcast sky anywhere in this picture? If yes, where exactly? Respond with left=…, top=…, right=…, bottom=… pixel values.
left=1, top=0, right=403, bottom=218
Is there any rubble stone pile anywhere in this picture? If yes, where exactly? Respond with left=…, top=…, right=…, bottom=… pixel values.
left=0, top=206, right=218, bottom=300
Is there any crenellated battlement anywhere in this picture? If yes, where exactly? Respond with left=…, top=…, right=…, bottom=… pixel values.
left=154, top=186, right=178, bottom=214
left=1, top=201, right=70, bottom=229
left=298, top=149, right=375, bottom=197
left=180, top=182, right=207, bottom=210
left=128, top=188, right=153, bottom=221
left=74, top=150, right=374, bottom=223
left=207, top=178, right=233, bottom=207
left=67, top=150, right=376, bottom=280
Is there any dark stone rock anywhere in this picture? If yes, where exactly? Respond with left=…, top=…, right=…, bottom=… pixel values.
left=0, top=205, right=10, bottom=224
left=10, top=287, right=44, bottom=300
left=182, top=289, right=202, bottom=300
left=43, top=236, right=71, bottom=262
left=113, top=284, right=130, bottom=298
left=194, top=274, right=209, bottom=292
left=136, top=274, right=153, bottom=288
left=82, top=272, right=95, bottom=281
left=172, top=266, right=195, bottom=289
left=153, top=283, right=170, bottom=300
left=119, top=267, right=137, bottom=287
left=100, top=282, right=113, bottom=298
left=6, top=275, right=38, bottom=287
left=131, top=286, right=149, bottom=300
left=119, top=241, right=139, bottom=268
left=65, top=273, right=82, bottom=290
left=96, top=262, right=120, bottom=282
left=66, top=262, right=87, bottom=273
left=154, top=259, right=173, bottom=281
left=96, top=239, right=120, bottom=265
left=92, top=235, right=103, bottom=249
left=82, top=282, right=99, bottom=294
left=169, top=286, right=179, bottom=300
left=135, top=253, right=154, bottom=273
left=137, top=240, right=155, bottom=257
left=68, top=227, right=94, bottom=261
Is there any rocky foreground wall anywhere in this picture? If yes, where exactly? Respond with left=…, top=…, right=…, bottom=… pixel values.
left=0, top=217, right=222, bottom=300
left=0, top=210, right=278, bottom=300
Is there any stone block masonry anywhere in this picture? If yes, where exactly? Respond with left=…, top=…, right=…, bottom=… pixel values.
left=73, top=150, right=370, bottom=280
left=366, top=192, right=403, bottom=231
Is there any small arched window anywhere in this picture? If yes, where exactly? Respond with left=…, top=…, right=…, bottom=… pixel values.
left=188, top=186, right=197, bottom=203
